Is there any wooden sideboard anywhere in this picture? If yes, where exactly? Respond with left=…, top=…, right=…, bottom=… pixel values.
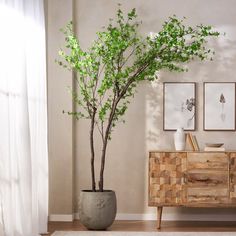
left=148, top=151, right=236, bottom=229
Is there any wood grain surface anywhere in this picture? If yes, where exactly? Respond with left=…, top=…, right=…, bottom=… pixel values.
left=149, top=151, right=236, bottom=206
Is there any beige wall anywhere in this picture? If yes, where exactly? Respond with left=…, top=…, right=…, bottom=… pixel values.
left=47, top=0, right=236, bottom=219
left=46, top=0, right=74, bottom=215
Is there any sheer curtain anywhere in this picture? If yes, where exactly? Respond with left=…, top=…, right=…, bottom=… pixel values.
left=0, top=0, right=48, bottom=235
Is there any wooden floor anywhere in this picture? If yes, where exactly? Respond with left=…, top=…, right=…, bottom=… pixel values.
left=43, top=220, right=236, bottom=235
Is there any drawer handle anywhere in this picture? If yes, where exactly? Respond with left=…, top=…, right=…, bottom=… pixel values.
left=230, top=174, right=234, bottom=183
left=183, top=173, right=188, bottom=184
left=231, top=158, right=235, bottom=166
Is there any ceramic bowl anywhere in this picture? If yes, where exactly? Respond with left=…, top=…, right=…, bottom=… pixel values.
left=205, top=143, right=224, bottom=148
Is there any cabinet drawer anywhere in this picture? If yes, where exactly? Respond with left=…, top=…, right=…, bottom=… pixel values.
left=188, top=153, right=228, bottom=171
left=188, top=187, right=228, bottom=204
left=187, top=170, right=228, bottom=187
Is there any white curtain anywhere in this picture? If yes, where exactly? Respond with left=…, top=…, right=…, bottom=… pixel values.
left=0, top=0, right=48, bottom=236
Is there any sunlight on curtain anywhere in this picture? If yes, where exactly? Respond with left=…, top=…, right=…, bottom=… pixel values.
left=0, top=0, right=48, bottom=235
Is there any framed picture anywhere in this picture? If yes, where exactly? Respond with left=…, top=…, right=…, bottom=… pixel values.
left=163, top=82, right=196, bottom=131
left=204, top=82, right=236, bottom=131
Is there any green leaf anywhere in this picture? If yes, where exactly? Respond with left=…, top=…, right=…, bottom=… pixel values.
left=56, top=7, right=221, bottom=141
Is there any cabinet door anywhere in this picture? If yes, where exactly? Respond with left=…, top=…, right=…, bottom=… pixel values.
left=149, top=152, right=187, bottom=206
left=230, top=152, right=236, bottom=203
left=187, top=153, right=229, bottom=204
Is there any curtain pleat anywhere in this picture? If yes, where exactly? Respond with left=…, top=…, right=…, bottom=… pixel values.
left=0, top=0, right=48, bottom=235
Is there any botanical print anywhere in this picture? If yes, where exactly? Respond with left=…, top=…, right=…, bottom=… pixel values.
left=220, top=93, right=226, bottom=122
left=204, top=83, right=235, bottom=130
left=164, top=83, right=196, bottom=130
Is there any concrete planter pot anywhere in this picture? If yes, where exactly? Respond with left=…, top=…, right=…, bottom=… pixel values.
left=78, top=190, right=117, bottom=230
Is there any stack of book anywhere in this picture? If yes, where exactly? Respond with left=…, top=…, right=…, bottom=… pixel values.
left=186, top=133, right=200, bottom=151
left=204, top=143, right=225, bottom=152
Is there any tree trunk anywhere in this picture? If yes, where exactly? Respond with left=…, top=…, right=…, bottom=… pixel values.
left=98, top=135, right=108, bottom=192
left=98, top=100, right=119, bottom=191
left=90, top=111, right=96, bottom=191
left=99, top=111, right=114, bottom=191
left=98, top=64, right=150, bottom=191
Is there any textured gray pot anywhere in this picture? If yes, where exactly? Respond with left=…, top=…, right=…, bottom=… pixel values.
left=78, top=190, right=117, bottom=230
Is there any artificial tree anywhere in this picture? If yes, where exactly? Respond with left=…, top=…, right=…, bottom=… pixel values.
left=57, top=6, right=219, bottom=192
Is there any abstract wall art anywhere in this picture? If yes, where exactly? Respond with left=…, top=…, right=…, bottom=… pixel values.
left=163, top=82, right=196, bottom=131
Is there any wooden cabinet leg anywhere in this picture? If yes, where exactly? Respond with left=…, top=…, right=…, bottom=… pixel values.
left=157, top=206, right=163, bottom=229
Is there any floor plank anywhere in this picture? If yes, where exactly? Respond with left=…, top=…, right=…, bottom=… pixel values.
left=42, top=220, right=236, bottom=235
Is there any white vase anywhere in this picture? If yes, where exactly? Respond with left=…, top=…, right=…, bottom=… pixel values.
left=174, top=128, right=186, bottom=151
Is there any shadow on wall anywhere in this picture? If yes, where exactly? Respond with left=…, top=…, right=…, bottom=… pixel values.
left=145, top=28, right=236, bottom=144
left=160, top=30, right=236, bottom=82
left=145, top=25, right=236, bottom=216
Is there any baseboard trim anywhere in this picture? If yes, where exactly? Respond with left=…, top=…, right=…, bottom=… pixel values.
left=50, top=213, right=236, bottom=222
left=75, top=213, right=236, bottom=221
left=115, top=213, right=236, bottom=221
left=49, top=214, right=74, bottom=222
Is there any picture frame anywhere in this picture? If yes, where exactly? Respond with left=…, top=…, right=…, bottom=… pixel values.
left=204, top=82, right=236, bottom=131
left=163, top=82, right=196, bottom=131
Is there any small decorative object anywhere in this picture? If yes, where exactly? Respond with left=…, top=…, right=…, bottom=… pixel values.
left=187, top=133, right=200, bottom=151
left=204, top=143, right=225, bottom=151
left=164, top=82, right=196, bottom=131
left=205, top=143, right=224, bottom=148
left=174, top=127, right=186, bottom=150
left=204, top=147, right=225, bottom=151
left=186, top=133, right=195, bottom=150
left=204, top=82, right=236, bottom=131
